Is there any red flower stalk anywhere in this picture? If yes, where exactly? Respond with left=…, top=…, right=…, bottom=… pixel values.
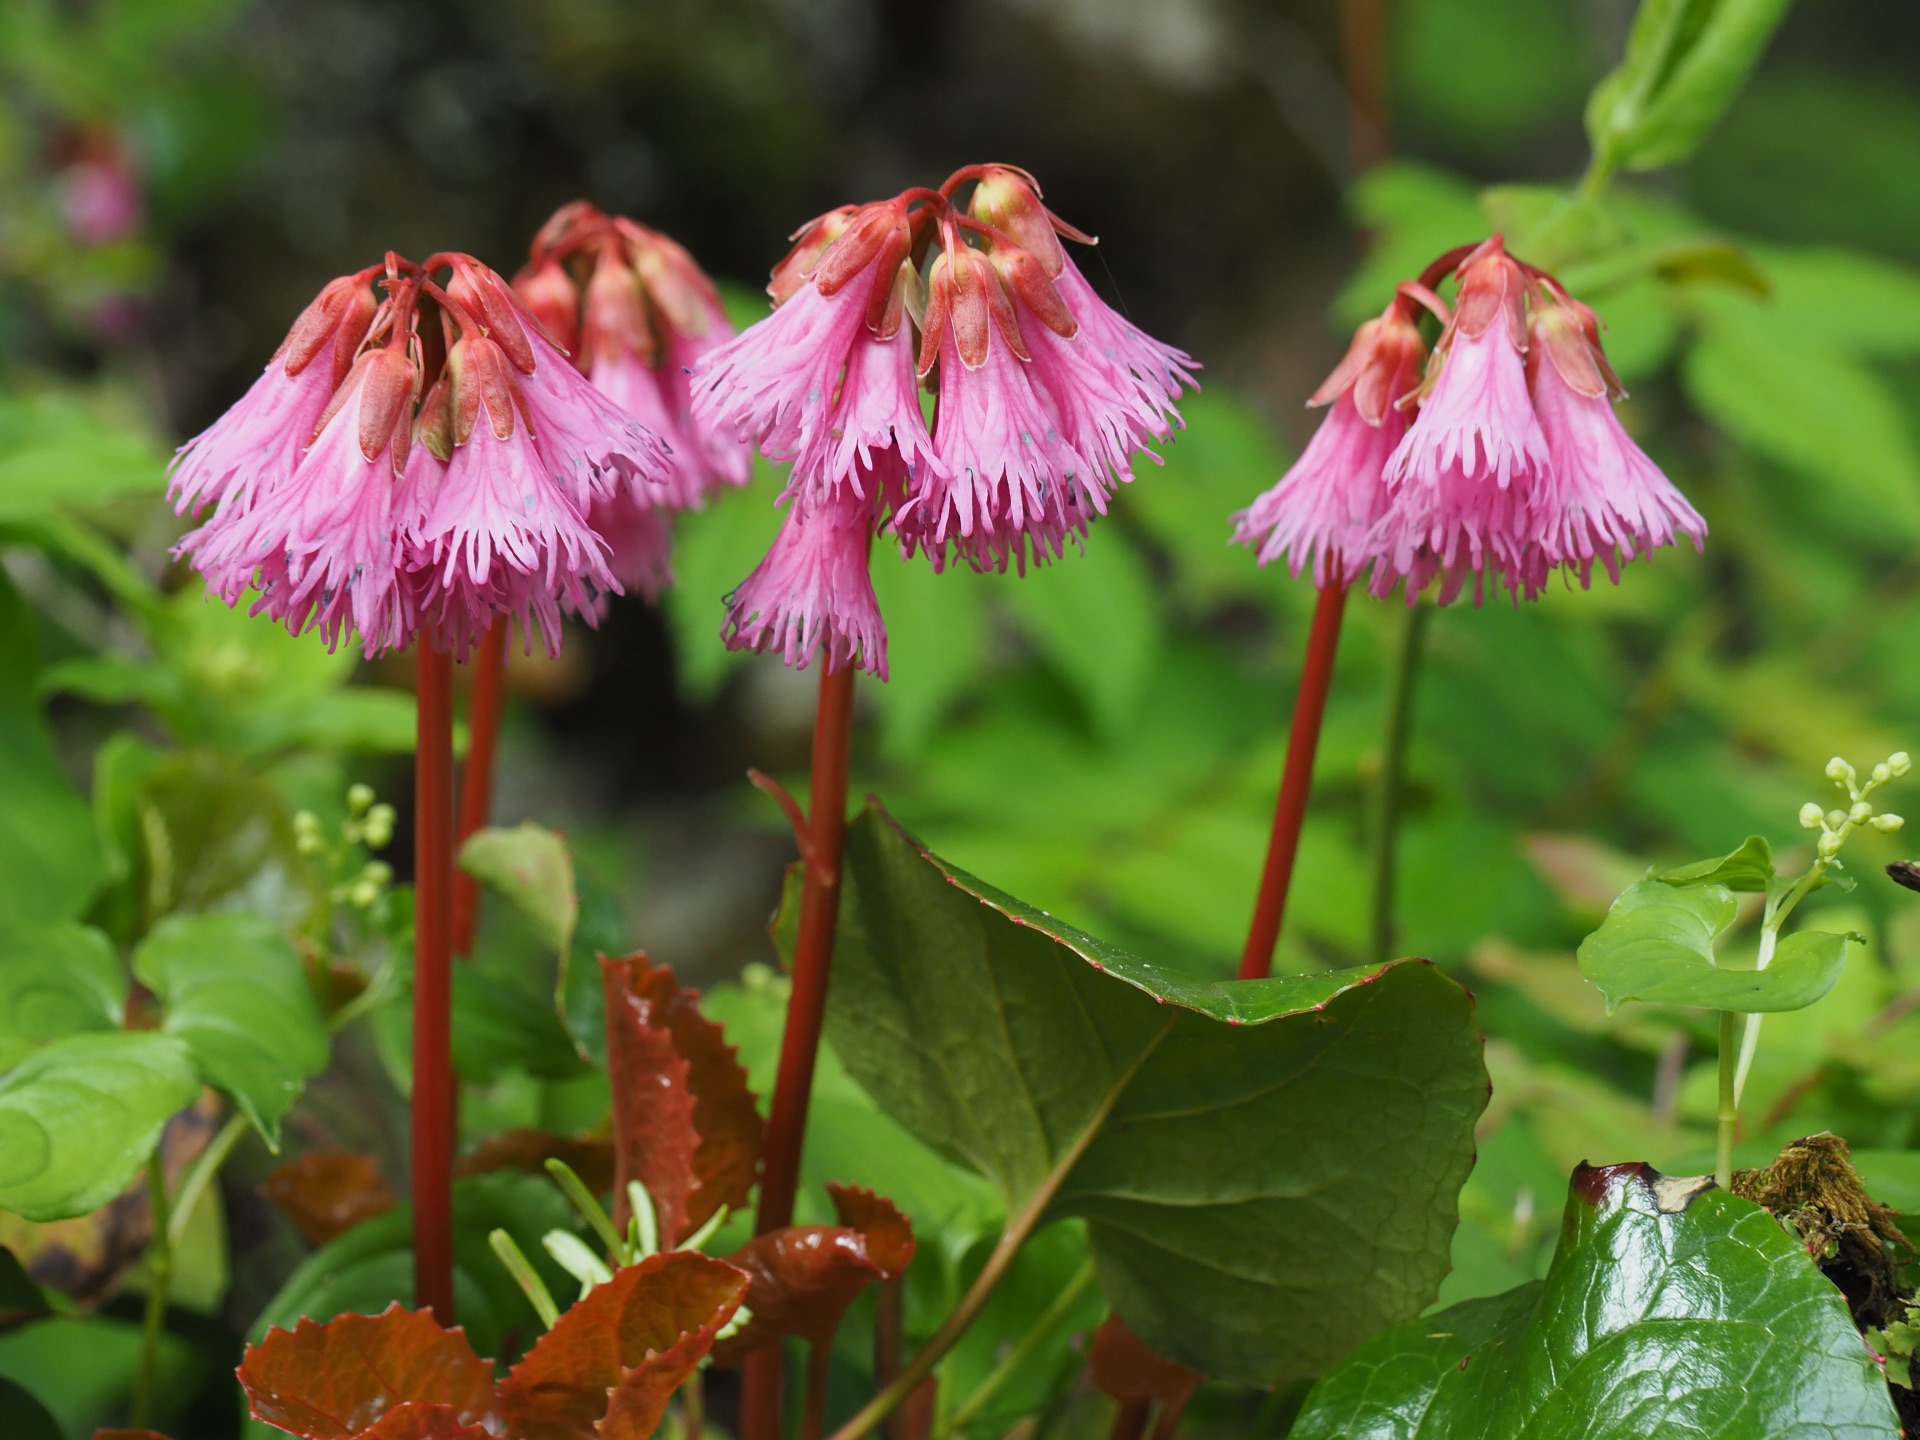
left=1232, top=236, right=1707, bottom=976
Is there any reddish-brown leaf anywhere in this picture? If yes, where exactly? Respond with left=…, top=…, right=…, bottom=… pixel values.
left=260, top=1153, right=397, bottom=1247
left=458, top=1130, right=617, bottom=1196
left=709, top=1189, right=917, bottom=1368
left=601, top=953, right=763, bottom=1246
left=356, top=1405, right=496, bottom=1440
left=237, top=1304, right=496, bottom=1440
left=827, top=1183, right=915, bottom=1279
left=1086, top=1316, right=1204, bottom=1409
left=497, top=1249, right=749, bottom=1440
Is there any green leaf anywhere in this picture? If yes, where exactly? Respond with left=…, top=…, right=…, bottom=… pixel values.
left=868, top=549, right=991, bottom=756
left=1002, top=532, right=1161, bottom=736
left=0, top=922, right=125, bottom=1068
left=1685, top=308, right=1920, bottom=545
left=1653, top=834, right=1774, bottom=891
left=1586, top=0, right=1794, bottom=173
left=134, top=751, right=327, bottom=932
left=817, top=804, right=1489, bottom=1386
left=1849, top=1150, right=1920, bottom=1215
left=0, top=1377, right=63, bottom=1440
left=0, top=390, right=166, bottom=521
left=0, top=573, right=105, bottom=926
left=460, top=823, right=577, bottom=957
left=1336, top=162, right=1485, bottom=326
left=0, top=1247, right=50, bottom=1334
left=555, top=859, right=631, bottom=1067
left=453, top=963, right=591, bottom=1082
left=0, top=1032, right=200, bottom=1221
left=1291, top=1162, right=1899, bottom=1438
left=133, top=912, right=328, bottom=1146
left=1577, top=880, right=1853, bottom=1013
left=662, top=467, right=787, bottom=701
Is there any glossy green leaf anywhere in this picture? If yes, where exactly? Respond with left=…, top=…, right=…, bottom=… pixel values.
left=0, top=922, right=124, bottom=1068
left=452, top=962, right=590, bottom=1082
left=1578, top=880, right=1853, bottom=1013
left=1003, top=531, right=1161, bottom=735
left=817, top=804, right=1489, bottom=1386
left=0, top=1377, right=62, bottom=1440
left=133, top=912, right=328, bottom=1146
left=0, top=1032, right=200, bottom=1221
left=1653, top=834, right=1774, bottom=891
left=460, top=823, right=576, bottom=957
left=1291, top=1162, right=1899, bottom=1438
left=0, top=573, right=104, bottom=927
left=1586, top=0, right=1794, bottom=173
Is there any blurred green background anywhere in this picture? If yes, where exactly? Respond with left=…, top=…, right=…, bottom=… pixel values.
left=6, top=0, right=1920, bottom=1430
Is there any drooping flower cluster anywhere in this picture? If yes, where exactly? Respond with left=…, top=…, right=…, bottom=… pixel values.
left=1234, top=235, right=1705, bottom=604
left=693, top=164, right=1196, bottom=678
left=170, top=251, right=674, bottom=657
left=514, top=202, right=751, bottom=600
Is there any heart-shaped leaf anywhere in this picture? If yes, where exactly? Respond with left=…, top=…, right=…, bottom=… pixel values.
left=0, top=1032, right=200, bottom=1221
left=602, top=953, right=763, bottom=1245
left=497, top=1249, right=749, bottom=1440
left=238, top=1304, right=497, bottom=1439
left=260, top=1152, right=397, bottom=1247
left=816, top=804, right=1488, bottom=1387
left=134, top=912, right=330, bottom=1145
left=1290, top=1161, right=1900, bottom=1439
left=1578, top=879, right=1854, bottom=1013
left=711, top=1185, right=915, bottom=1366
left=0, top=921, right=124, bottom=1068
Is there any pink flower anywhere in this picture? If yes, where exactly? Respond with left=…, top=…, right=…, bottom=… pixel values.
left=1232, top=296, right=1427, bottom=586
left=722, top=480, right=886, bottom=678
left=446, top=258, right=671, bottom=514
left=410, top=334, right=616, bottom=656
left=1529, top=295, right=1705, bottom=583
left=691, top=198, right=937, bottom=506
left=168, top=271, right=378, bottom=517
left=520, top=210, right=752, bottom=511
left=1369, top=236, right=1554, bottom=603
left=588, top=490, right=674, bottom=603
left=907, top=242, right=1090, bottom=573
left=231, top=347, right=418, bottom=656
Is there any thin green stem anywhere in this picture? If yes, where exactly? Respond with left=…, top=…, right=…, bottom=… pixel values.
left=167, top=1111, right=249, bottom=1250
left=1715, top=1010, right=1739, bottom=1189
left=945, top=1258, right=1097, bottom=1434
left=1368, top=603, right=1431, bottom=967
left=132, top=1150, right=174, bottom=1429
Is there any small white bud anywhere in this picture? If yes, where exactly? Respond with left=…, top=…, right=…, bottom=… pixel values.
left=1827, top=757, right=1852, bottom=782
left=361, top=860, right=393, bottom=887
left=1800, top=802, right=1825, bottom=830
left=1873, top=813, right=1906, bottom=833
left=1818, top=830, right=1844, bottom=859
left=347, top=783, right=375, bottom=814
left=1851, top=801, right=1874, bottom=825
left=349, top=880, right=380, bottom=908
left=1828, top=809, right=1849, bottom=830
left=1891, top=752, right=1912, bottom=777
left=293, top=811, right=325, bottom=855
left=1873, top=763, right=1892, bottom=786
left=362, top=803, right=396, bottom=848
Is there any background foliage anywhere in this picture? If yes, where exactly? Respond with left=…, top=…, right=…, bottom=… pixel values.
left=3, top=0, right=1920, bottom=1435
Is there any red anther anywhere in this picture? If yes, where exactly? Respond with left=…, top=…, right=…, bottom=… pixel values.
left=860, top=223, right=914, bottom=338
left=994, top=243, right=1077, bottom=339
left=813, top=202, right=909, bottom=298
left=355, top=348, right=422, bottom=463
left=771, top=206, right=858, bottom=305
left=278, top=270, right=380, bottom=381
left=529, top=199, right=605, bottom=261
left=447, top=259, right=536, bottom=374
left=512, top=255, right=581, bottom=356
left=583, top=244, right=653, bottom=366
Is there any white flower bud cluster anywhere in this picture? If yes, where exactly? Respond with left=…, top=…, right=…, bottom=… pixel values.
left=1801, top=750, right=1909, bottom=863
left=297, top=784, right=399, bottom=909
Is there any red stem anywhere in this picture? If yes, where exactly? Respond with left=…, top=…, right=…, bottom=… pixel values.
left=451, top=619, right=508, bottom=957
left=412, top=634, right=457, bottom=1323
left=1239, top=582, right=1348, bottom=980
left=800, top=1343, right=832, bottom=1440
left=741, top=659, right=860, bottom=1440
